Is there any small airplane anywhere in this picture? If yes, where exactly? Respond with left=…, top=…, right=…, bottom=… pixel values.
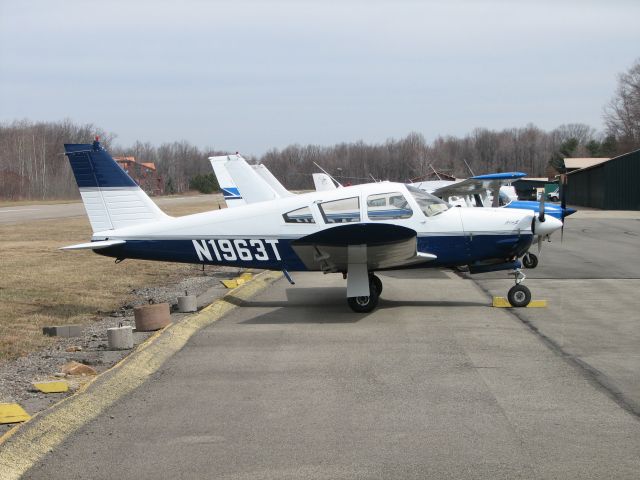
left=413, top=173, right=576, bottom=269
left=62, top=139, right=563, bottom=313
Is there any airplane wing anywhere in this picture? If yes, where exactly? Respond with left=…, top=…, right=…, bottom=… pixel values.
left=290, top=223, right=436, bottom=273
left=432, top=172, right=526, bottom=207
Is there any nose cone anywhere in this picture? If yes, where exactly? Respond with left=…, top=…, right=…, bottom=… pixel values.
left=535, top=215, right=563, bottom=236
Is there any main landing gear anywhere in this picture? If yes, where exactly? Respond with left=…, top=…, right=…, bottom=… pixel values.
left=507, top=268, right=531, bottom=307
left=347, top=274, right=382, bottom=313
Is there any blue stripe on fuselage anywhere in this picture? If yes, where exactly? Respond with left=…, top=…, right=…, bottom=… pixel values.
left=95, top=232, right=533, bottom=271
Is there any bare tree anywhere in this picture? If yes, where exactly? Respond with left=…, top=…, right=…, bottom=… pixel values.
left=604, top=58, right=640, bottom=153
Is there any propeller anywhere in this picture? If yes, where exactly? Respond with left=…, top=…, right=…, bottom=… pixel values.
left=538, top=192, right=545, bottom=223
left=535, top=192, right=547, bottom=254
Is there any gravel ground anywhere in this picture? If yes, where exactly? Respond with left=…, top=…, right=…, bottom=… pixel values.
left=0, top=266, right=247, bottom=435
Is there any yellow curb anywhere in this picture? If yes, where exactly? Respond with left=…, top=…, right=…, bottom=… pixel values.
left=492, top=297, right=547, bottom=308
left=0, top=270, right=282, bottom=480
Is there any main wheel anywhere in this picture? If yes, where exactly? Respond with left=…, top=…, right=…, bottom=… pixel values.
left=507, top=284, right=531, bottom=307
left=347, top=283, right=379, bottom=313
left=370, top=274, right=383, bottom=295
left=522, top=253, right=538, bottom=269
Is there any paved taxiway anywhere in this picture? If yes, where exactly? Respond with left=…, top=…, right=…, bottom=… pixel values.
left=0, top=195, right=221, bottom=225
left=20, top=213, right=640, bottom=479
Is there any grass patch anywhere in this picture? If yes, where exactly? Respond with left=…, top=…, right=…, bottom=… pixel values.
left=0, top=198, right=219, bottom=362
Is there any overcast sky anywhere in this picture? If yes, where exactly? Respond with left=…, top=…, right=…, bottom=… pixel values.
left=1, top=0, right=638, bottom=155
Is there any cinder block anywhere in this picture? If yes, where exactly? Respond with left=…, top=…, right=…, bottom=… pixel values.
left=67, top=325, right=83, bottom=337
left=42, top=325, right=83, bottom=337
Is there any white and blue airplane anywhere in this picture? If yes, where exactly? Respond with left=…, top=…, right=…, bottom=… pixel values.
left=62, top=139, right=563, bottom=312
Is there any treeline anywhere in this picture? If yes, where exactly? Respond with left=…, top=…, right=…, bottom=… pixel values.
left=261, top=125, right=619, bottom=190
left=0, top=121, right=226, bottom=200
left=0, top=119, right=619, bottom=199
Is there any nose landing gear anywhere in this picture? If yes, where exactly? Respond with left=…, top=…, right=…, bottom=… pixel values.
left=507, top=268, right=531, bottom=307
left=522, top=252, right=538, bottom=269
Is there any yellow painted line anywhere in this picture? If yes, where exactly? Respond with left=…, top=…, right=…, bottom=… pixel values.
left=221, top=279, right=238, bottom=288
left=492, top=297, right=547, bottom=308
left=33, top=381, right=69, bottom=394
left=0, top=404, right=30, bottom=425
left=0, top=271, right=282, bottom=480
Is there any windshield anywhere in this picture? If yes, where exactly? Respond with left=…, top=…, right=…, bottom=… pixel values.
left=406, top=185, right=450, bottom=217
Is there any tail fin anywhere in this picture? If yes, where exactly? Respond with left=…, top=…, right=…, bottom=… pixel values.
left=251, top=164, right=293, bottom=198
left=64, top=140, right=170, bottom=233
left=209, top=154, right=281, bottom=206
left=209, top=155, right=247, bottom=208
left=313, top=173, right=338, bottom=192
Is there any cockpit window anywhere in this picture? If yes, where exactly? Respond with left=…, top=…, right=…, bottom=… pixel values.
left=406, top=185, right=450, bottom=217
left=367, top=192, right=413, bottom=220
left=498, top=191, right=512, bottom=207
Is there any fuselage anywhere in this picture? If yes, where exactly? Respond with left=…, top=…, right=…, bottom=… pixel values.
left=92, top=182, right=539, bottom=272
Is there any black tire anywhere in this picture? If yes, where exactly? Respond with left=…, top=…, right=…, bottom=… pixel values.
left=347, top=283, right=379, bottom=313
left=370, top=274, right=383, bottom=295
left=508, top=284, right=531, bottom=307
left=522, top=253, right=538, bottom=269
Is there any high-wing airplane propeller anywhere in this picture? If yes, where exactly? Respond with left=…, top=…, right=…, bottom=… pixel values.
left=62, top=140, right=564, bottom=312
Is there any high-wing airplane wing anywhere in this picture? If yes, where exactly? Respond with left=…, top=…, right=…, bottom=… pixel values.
left=431, top=172, right=527, bottom=207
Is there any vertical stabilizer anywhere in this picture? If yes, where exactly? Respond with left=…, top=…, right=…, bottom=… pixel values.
left=209, top=155, right=247, bottom=208
left=313, top=173, right=338, bottom=191
left=252, top=164, right=293, bottom=197
left=64, top=140, right=170, bottom=232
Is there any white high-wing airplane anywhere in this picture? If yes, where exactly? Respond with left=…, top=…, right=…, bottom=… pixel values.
left=62, top=140, right=562, bottom=312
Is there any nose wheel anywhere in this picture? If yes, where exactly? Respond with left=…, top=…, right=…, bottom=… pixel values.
left=508, top=284, right=531, bottom=307
left=507, top=268, right=531, bottom=307
left=522, top=252, right=538, bottom=269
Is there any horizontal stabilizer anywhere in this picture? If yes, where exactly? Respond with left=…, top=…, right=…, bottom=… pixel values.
left=60, top=239, right=126, bottom=251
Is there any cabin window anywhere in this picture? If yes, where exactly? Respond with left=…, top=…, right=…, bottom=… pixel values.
left=318, top=197, right=360, bottom=223
left=283, top=206, right=315, bottom=223
left=367, top=192, right=413, bottom=220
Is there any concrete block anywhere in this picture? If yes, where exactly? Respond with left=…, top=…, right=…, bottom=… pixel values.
left=42, top=325, right=83, bottom=338
left=67, top=325, right=83, bottom=337
left=107, top=326, right=134, bottom=350
left=177, top=295, right=197, bottom=313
